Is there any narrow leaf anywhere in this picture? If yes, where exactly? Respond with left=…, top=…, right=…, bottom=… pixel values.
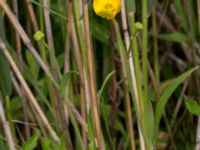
left=144, top=101, right=154, bottom=146
left=154, top=66, right=198, bottom=141
left=97, top=71, right=115, bottom=101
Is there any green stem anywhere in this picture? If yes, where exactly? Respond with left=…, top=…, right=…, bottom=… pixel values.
left=142, top=0, right=148, bottom=102
left=73, top=0, right=88, bottom=70
left=128, top=13, right=145, bottom=129
left=152, top=6, right=160, bottom=94
left=38, top=0, right=45, bottom=59
left=113, top=19, right=141, bottom=128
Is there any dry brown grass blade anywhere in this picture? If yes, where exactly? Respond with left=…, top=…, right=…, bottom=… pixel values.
left=71, top=17, right=88, bottom=145
left=25, top=0, right=39, bottom=32
left=83, top=1, right=103, bottom=149
left=0, top=39, right=60, bottom=143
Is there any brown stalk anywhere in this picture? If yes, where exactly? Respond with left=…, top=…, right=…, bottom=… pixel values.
left=172, top=80, right=189, bottom=121
left=80, top=86, right=87, bottom=145
left=0, top=39, right=59, bottom=142
left=83, top=0, right=103, bottom=149
left=109, top=49, right=118, bottom=138
left=64, top=0, right=72, bottom=79
left=42, top=0, right=64, bottom=133
left=25, top=0, right=39, bottom=32
left=71, top=17, right=88, bottom=145
left=62, top=4, right=73, bottom=149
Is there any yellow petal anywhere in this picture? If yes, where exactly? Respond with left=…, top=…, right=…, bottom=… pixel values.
left=93, top=0, right=121, bottom=20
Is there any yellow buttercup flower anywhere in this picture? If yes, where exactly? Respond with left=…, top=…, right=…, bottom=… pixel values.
left=93, top=0, right=121, bottom=20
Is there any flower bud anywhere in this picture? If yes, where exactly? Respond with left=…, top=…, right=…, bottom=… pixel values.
left=135, top=22, right=143, bottom=30
left=34, top=31, right=45, bottom=41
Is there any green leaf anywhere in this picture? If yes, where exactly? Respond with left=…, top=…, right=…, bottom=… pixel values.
left=40, top=137, right=52, bottom=150
left=97, top=71, right=115, bottom=101
left=10, top=97, right=22, bottom=112
left=59, top=135, right=66, bottom=150
left=144, top=101, right=154, bottom=147
left=115, top=118, right=125, bottom=134
left=159, top=32, right=188, bottom=43
left=22, top=129, right=40, bottom=150
left=154, top=66, right=198, bottom=141
left=90, top=19, right=110, bottom=45
left=184, top=96, right=200, bottom=116
left=56, top=53, right=65, bottom=70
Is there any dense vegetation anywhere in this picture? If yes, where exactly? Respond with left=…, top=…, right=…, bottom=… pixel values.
left=0, top=0, right=200, bottom=149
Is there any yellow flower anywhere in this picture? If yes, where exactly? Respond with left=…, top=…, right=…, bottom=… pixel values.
left=93, top=0, right=121, bottom=20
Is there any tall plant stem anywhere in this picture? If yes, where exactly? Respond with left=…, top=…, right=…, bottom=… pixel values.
left=128, top=13, right=146, bottom=149
left=113, top=19, right=145, bottom=150
left=142, top=0, right=148, bottom=102
left=73, top=0, right=91, bottom=115
left=120, top=2, right=136, bottom=149
left=83, top=1, right=103, bottom=149
left=71, top=17, right=88, bottom=146
left=128, top=13, right=144, bottom=131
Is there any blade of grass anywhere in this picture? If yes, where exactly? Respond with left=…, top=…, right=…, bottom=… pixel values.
left=154, top=66, right=199, bottom=141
